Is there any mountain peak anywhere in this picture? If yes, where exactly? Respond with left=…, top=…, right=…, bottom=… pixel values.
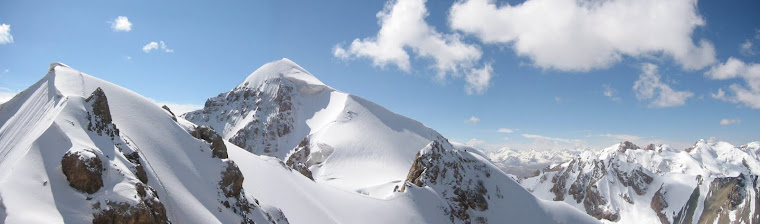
left=237, top=58, right=326, bottom=90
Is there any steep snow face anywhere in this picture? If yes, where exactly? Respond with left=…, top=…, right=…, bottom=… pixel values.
left=488, top=147, right=586, bottom=178
left=184, top=58, right=444, bottom=196
left=521, top=140, right=760, bottom=224
left=0, top=64, right=283, bottom=223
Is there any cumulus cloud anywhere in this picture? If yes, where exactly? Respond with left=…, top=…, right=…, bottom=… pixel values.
left=449, top=0, right=715, bottom=71
left=464, top=64, right=492, bottom=95
left=497, top=128, right=514, bottom=133
left=148, top=98, right=203, bottom=115
left=0, top=24, right=14, bottom=45
left=334, top=0, right=490, bottom=94
left=719, top=118, right=741, bottom=126
left=464, top=116, right=480, bottom=124
left=110, top=16, right=132, bottom=32
left=466, top=138, right=486, bottom=147
left=633, top=63, right=694, bottom=107
left=602, top=84, right=621, bottom=102
left=143, top=41, right=173, bottom=53
left=705, top=57, right=760, bottom=109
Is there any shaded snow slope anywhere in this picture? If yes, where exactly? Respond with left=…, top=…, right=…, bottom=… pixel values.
left=184, top=58, right=443, bottom=196
left=521, top=140, right=760, bottom=224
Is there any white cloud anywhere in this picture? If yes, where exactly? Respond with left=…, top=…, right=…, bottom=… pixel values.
left=464, top=116, right=480, bottom=124
left=740, top=39, right=754, bottom=56
left=0, top=24, right=14, bottom=45
left=597, top=133, right=641, bottom=141
left=719, top=118, right=741, bottom=126
left=464, top=64, right=492, bottom=95
left=705, top=57, right=760, bottom=109
left=466, top=138, right=486, bottom=147
left=148, top=98, right=203, bottom=115
left=602, top=84, right=621, bottom=102
left=0, top=87, right=19, bottom=104
left=521, top=133, right=581, bottom=144
left=633, top=63, right=694, bottom=107
left=334, top=0, right=489, bottom=94
left=497, top=128, right=514, bottom=133
left=143, top=41, right=173, bottom=53
left=110, top=16, right=132, bottom=32
left=449, top=0, right=715, bottom=71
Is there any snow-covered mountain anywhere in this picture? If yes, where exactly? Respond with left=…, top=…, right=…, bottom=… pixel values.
left=0, top=61, right=596, bottom=223
left=520, top=140, right=760, bottom=224
left=487, top=147, right=587, bottom=178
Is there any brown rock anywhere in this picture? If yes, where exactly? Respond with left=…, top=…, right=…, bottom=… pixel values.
left=220, top=161, right=244, bottom=198
left=190, top=125, right=228, bottom=159
left=61, top=149, right=103, bottom=194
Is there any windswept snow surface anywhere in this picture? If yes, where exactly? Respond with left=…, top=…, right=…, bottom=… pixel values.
left=0, top=61, right=597, bottom=223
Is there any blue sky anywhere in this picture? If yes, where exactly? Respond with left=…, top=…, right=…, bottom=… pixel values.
left=0, top=0, right=758, bottom=151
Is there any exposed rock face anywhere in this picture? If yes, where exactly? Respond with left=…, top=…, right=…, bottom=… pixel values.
left=697, top=175, right=758, bottom=224
left=617, top=141, right=639, bottom=153
left=125, top=152, right=148, bottom=184
left=399, top=139, right=494, bottom=223
left=161, top=105, right=177, bottom=122
left=673, top=180, right=701, bottom=224
left=220, top=161, right=244, bottom=198
left=651, top=187, right=669, bottom=224
left=61, top=149, right=103, bottom=194
left=284, top=138, right=314, bottom=180
left=184, top=77, right=297, bottom=158
left=584, top=185, right=618, bottom=221
left=190, top=125, right=228, bottom=159
left=85, top=87, right=119, bottom=139
left=93, top=183, right=168, bottom=224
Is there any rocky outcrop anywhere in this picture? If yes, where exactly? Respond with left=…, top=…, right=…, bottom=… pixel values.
left=584, top=185, right=618, bottom=221
left=161, top=105, right=177, bottom=122
left=617, top=141, right=639, bottom=153
left=61, top=149, right=103, bottom=194
left=85, top=87, right=119, bottom=139
left=651, top=187, right=669, bottom=224
left=190, top=125, right=228, bottom=159
left=612, top=166, right=653, bottom=195
left=93, top=183, right=168, bottom=224
left=673, top=180, right=701, bottom=224
left=220, top=161, right=244, bottom=198
left=698, top=175, right=753, bottom=224
left=399, top=139, right=493, bottom=223
left=125, top=152, right=148, bottom=184
left=184, top=77, right=297, bottom=158
left=284, top=138, right=314, bottom=180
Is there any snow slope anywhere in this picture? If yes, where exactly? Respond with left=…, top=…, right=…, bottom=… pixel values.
left=521, top=140, right=760, bottom=224
left=0, top=63, right=281, bottom=223
left=184, top=58, right=444, bottom=197
left=0, top=61, right=597, bottom=223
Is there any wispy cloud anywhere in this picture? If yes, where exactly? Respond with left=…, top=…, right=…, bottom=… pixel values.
left=110, top=16, right=132, bottom=32
left=464, top=116, right=480, bottom=124
left=521, top=133, right=581, bottom=144
left=0, top=24, right=14, bottom=45
left=497, top=128, right=514, bottom=133
left=143, top=41, right=173, bottom=53
left=633, top=63, right=693, bottom=108
left=603, top=84, right=621, bottom=102
left=719, top=118, right=741, bottom=126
